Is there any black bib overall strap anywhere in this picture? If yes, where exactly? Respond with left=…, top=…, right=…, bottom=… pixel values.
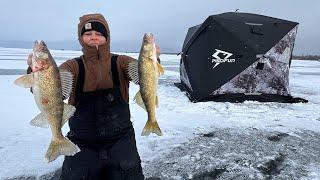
left=61, top=55, right=143, bottom=180
left=69, top=54, right=132, bottom=143
left=74, top=55, right=120, bottom=103
left=74, top=56, right=85, bottom=105
left=111, top=54, right=120, bottom=88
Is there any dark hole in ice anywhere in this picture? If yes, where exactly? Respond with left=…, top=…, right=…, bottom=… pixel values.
left=268, top=133, right=289, bottom=142
left=257, top=153, right=286, bottom=176
left=202, top=132, right=215, bottom=138
left=256, top=62, right=264, bottom=70
left=145, top=177, right=161, bottom=180
left=191, top=168, right=227, bottom=180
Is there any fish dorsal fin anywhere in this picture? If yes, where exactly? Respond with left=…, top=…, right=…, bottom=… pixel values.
left=157, top=62, right=164, bottom=75
left=59, top=69, right=74, bottom=99
left=14, top=74, right=34, bottom=88
left=128, top=60, right=139, bottom=84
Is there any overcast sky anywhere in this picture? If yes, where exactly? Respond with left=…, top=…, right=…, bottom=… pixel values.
left=0, top=0, right=319, bottom=54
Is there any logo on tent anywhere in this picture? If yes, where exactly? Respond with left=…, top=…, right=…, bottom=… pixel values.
left=211, top=49, right=236, bottom=69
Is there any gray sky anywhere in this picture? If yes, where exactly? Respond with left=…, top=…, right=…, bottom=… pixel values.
left=0, top=0, right=319, bottom=54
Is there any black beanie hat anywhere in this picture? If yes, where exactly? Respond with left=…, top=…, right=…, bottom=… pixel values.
left=81, top=21, right=108, bottom=39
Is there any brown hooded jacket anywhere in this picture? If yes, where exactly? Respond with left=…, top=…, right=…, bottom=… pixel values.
left=60, top=13, right=136, bottom=106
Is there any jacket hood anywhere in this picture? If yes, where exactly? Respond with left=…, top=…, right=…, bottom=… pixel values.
left=78, top=13, right=111, bottom=51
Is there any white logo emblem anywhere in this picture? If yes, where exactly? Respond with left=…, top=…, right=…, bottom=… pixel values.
left=85, top=23, right=92, bottom=30
left=211, top=49, right=236, bottom=69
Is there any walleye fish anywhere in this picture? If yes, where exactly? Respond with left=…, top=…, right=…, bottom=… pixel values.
left=128, top=33, right=164, bottom=136
left=14, top=40, right=79, bottom=162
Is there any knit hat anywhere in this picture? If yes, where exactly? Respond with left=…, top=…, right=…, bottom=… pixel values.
left=80, top=21, right=108, bottom=39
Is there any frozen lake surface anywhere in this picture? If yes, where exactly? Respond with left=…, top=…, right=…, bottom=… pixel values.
left=0, top=47, right=319, bottom=179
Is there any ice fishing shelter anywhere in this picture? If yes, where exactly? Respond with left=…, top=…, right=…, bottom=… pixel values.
left=175, top=12, right=307, bottom=103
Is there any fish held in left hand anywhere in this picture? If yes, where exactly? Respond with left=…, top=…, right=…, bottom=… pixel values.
left=14, top=40, right=79, bottom=162
left=128, top=33, right=165, bottom=136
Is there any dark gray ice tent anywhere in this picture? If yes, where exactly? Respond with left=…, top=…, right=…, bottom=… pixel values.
left=175, top=12, right=307, bottom=103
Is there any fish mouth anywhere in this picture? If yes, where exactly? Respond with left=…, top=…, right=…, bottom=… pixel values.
left=33, top=40, right=49, bottom=59
left=32, top=40, right=50, bottom=72
left=34, top=40, right=46, bottom=46
left=143, top=33, right=155, bottom=44
left=33, top=40, right=48, bottom=52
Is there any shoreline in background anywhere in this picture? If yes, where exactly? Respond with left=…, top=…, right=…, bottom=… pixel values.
left=292, top=55, right=320, bottom=61
left=0, top=40, right=181, bottom=55
left=0, top=44, right=319, bottom=59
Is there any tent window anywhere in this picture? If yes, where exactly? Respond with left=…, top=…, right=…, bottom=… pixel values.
left=245, top=22, right=264, bottom=35
left=250, top=25, right=264, bottom=35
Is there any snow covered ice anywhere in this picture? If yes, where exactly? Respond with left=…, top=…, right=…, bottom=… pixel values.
left=0, top=47, right=319, bottom=179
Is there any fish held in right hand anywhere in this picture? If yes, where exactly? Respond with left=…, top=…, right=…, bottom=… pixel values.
left=128, top=33, right=164, bottom=136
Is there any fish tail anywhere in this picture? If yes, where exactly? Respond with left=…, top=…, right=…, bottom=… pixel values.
left=44, top=137, right=80, bottom=163
left=142, top=119, right=163, bottom=136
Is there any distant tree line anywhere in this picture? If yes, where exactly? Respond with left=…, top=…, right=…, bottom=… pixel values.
left=292, top=55, right=320, bottom=60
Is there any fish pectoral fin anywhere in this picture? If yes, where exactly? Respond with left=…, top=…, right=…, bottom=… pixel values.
left=30, top=112, right=49, bottom=128
left=62, top=103, right=76, bottom=126
left=59, top=69, right=74, bottom=100
left=14, top=74, right=34, bottom=88
left=127, top=60, right=140, bottom=84
left=134, top=90, right=146, bottom=111
left=157, top=62, right=164, bottom=75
